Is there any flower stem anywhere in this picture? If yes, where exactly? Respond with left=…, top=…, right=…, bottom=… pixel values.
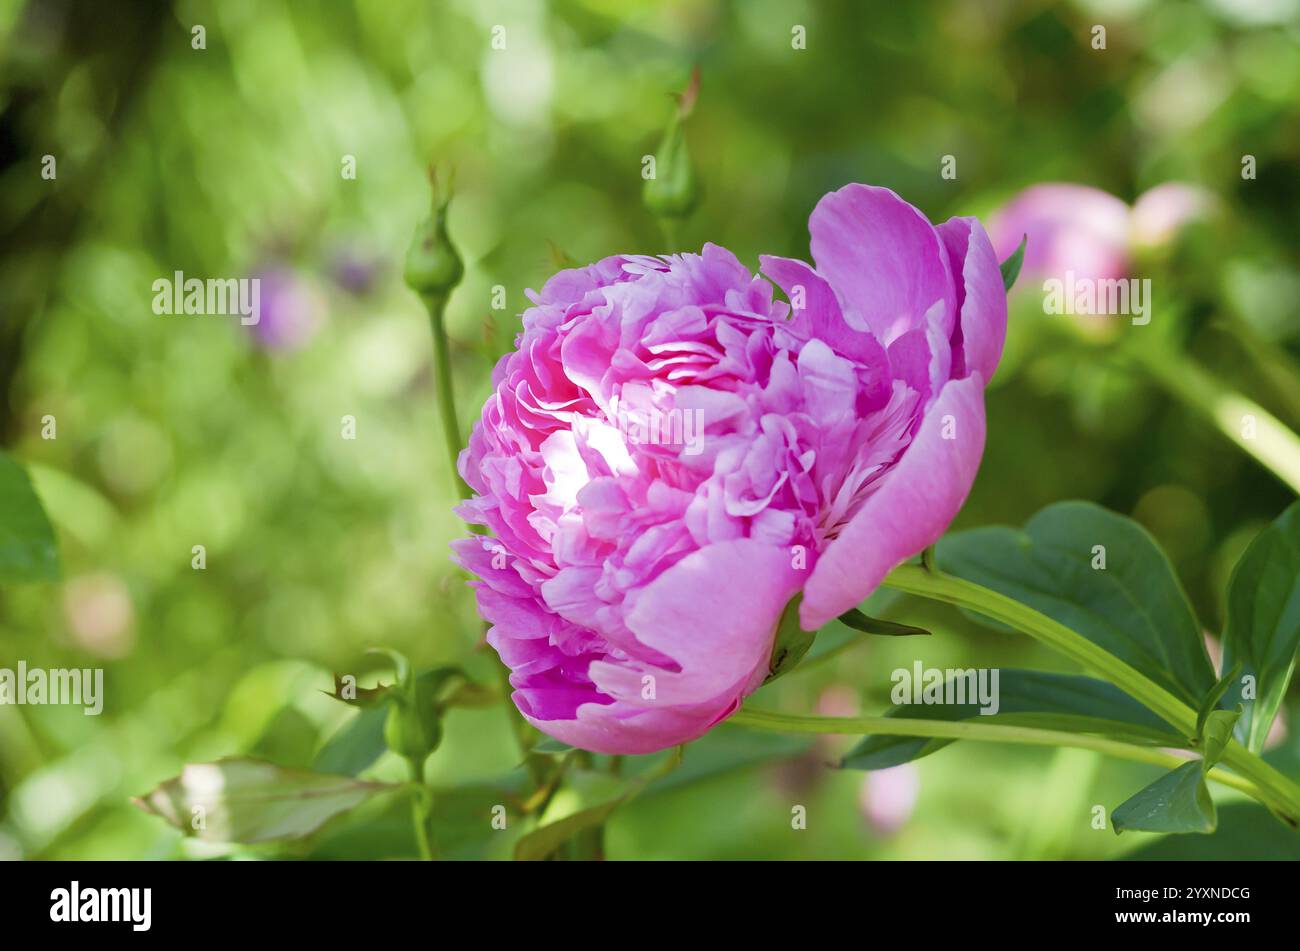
left=408, top=763, right=436, bottom=861
left=1128, top=344, right=1300, bottom=496
left=728, top=708, right=1261, bottom=800
left=880, top=563, right=1300, bottom=826
left=425, top=294, right=471, bottom=501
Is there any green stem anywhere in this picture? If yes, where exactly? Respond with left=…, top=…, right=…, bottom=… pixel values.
left=1129, top=345, right=1300, bottom=496
left=407, top=761, right=436, bottom=861
left=729, top=708, right=1261, bottom=800
left=425, top=294, right=471, bottom=501
left=881, top=563, right=1300, bottom=826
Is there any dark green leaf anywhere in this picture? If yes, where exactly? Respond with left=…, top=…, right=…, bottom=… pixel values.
left=937, top=501, right=1217, bottom=709
left=841, top=668, right=1180, bottom=771
left=1122, top=803, right=1300, bottom=859
left=838, top=608, right=930, bottom=637
left=313, top=706, right=389, bottom=776
left=999, top=234, right=1026, bottom=292
left=1111, top=762, right=1216, bottom=835
left=1221, top=501, right=1300, bottom=752
left=0, top=451, right=60, bottom=582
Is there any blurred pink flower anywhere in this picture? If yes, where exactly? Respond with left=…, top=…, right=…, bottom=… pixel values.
left=988, top=181, right=1211, bottom=285
left=455, top=184, right=1007, bottom=753
left=1130, top=183, right=1212, bottom=249
left=989, top=184, right=1131, bottom=284
left=859, top=764, right=920, bottom=835
left=62, top=572, right=135, bottom=659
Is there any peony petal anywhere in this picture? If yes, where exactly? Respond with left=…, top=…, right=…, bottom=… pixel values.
left=623, top=538, right=804, bottom=703
left=935, top=216, right=1008, bottom=383
left=808, top=184, right=956, bottom=347
left=800, top=374, right=987, bottom=629
left=759, top=254, right=889, bottom=368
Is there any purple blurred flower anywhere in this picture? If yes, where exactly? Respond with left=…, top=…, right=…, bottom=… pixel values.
left=859, top=764, right=920, bottom=835
left=330, top=246, right=383, bottom=296
left=248, top=266, right=324, bottom=351
left=454, top=184, right=1007, bottom=754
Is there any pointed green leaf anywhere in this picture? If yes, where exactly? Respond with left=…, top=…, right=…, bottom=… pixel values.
left=937, top=501, right=1217, bottom=709
left=0, top=451, right=60, bottom=582
left=1000, top=235, right=1027, bottom=292
left=134, top=759, right=396, bottom=843
left=838, top=608, right=930, bottom=638
left=1196, top=662, right=1241, bottom=740
left=1221, top=501, right=1300, bottom=752
left=840, top=669, right=1180, bottom=770
left=1111, top=762, right=1216, bottom=835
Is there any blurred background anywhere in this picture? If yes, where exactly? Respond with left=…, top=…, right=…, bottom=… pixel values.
left=0, top=0, right=1298, bottom=859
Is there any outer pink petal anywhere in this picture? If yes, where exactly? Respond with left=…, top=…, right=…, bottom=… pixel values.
left=935, top=216, right=1008, bottom=383
left=800, top=374, right=987, bottom=629
left=519, top=539, right=802, bottom=754
left=808, top=184, right=956, bottom=347
left=622, top=538, right=802, bottom=702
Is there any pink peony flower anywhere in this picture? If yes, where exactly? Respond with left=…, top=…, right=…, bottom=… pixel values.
left=454, top=184, right=1007, bottom=754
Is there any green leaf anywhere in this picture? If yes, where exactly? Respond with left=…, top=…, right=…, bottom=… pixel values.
left=514, top=791, right=628, bottom=861
left=1221, top=501, right=1300, bottom=752
left=0, top=451, right=60, bottom=582
left=1122, top=803, right=1300, bottom=859
left=1111, top=762, right=1216, bottom=835
left=323, top=673, right=392, bottom=708
left=531, top=737, right=575, bottom=755
left=1195, top=662, right=1241, bottom=740
left=838, top=608, right=930, bottom=638
left=1200, top=707, right=1241, bottom=771
left=841, top=669, right=1180, bottom=771
left=514, top=748, right=683, bottom=860
left=313, top=706, right=390, bottom=776
left=765, top=594, right=813, bottom=683
left=134, top=758, right=396, bottom=843
left=999, top=234, right=1026, bottom=292
left=937, top=501, right=1217, bottom=710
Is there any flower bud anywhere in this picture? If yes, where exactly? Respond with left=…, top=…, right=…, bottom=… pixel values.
left=404, top=167, right=464, bottom=302
left=642, top=68, right=701, bottom=221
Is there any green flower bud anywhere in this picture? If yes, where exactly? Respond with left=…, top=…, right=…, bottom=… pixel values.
left=404, top=166, right=464, bottom=301
left=643, top=68, right=701, bottom=221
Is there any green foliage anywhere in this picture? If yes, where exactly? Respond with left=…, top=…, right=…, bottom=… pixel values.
left=0, top=452, right=59, bottom=582
left=938, top=501, right=1217, bottom=708
left=1221, top=501, right=1300, bottom=752
left=840, top=669, right=1181, bottom=771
